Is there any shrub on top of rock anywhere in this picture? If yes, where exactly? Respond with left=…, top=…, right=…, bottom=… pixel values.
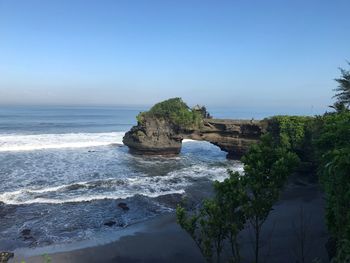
left=136, top=98, right=203, bottom=129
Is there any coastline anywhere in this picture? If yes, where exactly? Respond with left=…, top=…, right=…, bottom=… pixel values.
left=11, top=213, right=204, bottom=263
left=9, top=172, right=330, bottom=263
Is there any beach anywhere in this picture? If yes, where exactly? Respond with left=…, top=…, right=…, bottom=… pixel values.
left=10, top=172, right=329, bottom=263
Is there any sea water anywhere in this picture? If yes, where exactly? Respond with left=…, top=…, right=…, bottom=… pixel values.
left=0, top=106, right=243, bottom=250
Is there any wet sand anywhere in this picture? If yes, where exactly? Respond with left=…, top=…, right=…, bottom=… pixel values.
left=11, top=213, right=204, bottom=263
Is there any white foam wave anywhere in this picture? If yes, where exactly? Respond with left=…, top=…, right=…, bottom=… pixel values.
left=0, top=189, right=186, bottom=205
left=0, top=132, right=125, bottom=152
left=182, top=139, right=196, bottom=143
left=0, top=163, right=243, bottom=205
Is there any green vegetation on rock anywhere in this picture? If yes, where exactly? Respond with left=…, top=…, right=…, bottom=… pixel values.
left=136, top=98, right=203, bottom=128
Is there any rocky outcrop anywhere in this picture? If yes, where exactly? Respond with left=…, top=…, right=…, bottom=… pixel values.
left=185, top=119, right=264, bottom=158
left=123, top=117, right=183, bottom=155
left=0, top=252, right=14, bottom=263
left=123, top=116, right=265, bottom=159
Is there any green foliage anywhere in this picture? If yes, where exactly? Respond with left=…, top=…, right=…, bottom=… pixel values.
left=267, top=115, right=317, bottom=175
left=316, top=111, right=350, bottom=252
left=313, top=64, right=350, bottom=261
left=213, top=170, right=249, bottom=262
left=136, top=98, right=203, bottom=128
left=267, top=115, right=313, bottom=151
left=332, top=239, right=350, bottom=263
left=330, top=101, right=348, bottom=113
left=243, top=134, right=299, bottom=221
left=176, top=171, right=248, bottom=263
left=242, top=133, right=299, bottom=262
left=333, top=62, right=350, bottom=109
left=177, top=134, right=299, bottom=263
left=43, top=254, right=52, bottom=263
left=198, top=199, right=227, bottom=262
left=176, top=62, right=350, bottom=262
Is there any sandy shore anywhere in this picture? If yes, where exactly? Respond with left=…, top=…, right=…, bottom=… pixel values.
left=10, top=213, right=204, bottom=263
left=9, top=173, right=330, bottom=263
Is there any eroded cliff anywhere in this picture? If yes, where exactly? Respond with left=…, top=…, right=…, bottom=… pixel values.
left=122, top=98, right=266, bottom=158
left=123, top=117, right=265, bottom=158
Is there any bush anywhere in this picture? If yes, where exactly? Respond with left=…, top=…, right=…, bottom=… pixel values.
left=176, top=170, right=248, bottom=263
left=266, top=115, right=317, bottom=175
left=136, top=98, right=203, bottom=128
left=315, top=111, right=350, bottom=259
left=267, top=115, right=313, bottom=150
left=177, top=133, right=299, bottom=263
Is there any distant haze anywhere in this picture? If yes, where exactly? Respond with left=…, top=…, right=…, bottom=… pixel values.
left=0, top=0, right=349, bottom=114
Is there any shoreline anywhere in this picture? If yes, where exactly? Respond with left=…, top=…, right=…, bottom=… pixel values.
left=9, top=172, right=330, bottom=263
left=10, top=212, right=204, bottom=263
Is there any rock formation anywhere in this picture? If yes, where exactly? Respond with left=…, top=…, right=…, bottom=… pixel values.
left=123, top=116, right=265, bottom=159
left=185, top=119, right=264, bottom=158
left=123, top=117, right=183, bottom=155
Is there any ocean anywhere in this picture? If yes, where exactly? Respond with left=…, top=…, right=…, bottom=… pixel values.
left=0, top=106, right=246, bottom=251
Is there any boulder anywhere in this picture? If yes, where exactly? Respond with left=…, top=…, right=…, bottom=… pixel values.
left=104, top=220, right=116, bottom=227
left=21, top=229, right=31, bottom=236
left=20, top=228, right=35, bottom=241
left=117, top=202, right=130, bottom=211
left=0, top=252, right=14, bottom=263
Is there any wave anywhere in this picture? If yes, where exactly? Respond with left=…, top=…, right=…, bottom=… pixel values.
left=0, top=163, right=243, bottom=205
left=0, top=132, right=125, bottom=152
left=0, top=188, right=186, bottom=205
left=182, top=139, right=195, bottom=142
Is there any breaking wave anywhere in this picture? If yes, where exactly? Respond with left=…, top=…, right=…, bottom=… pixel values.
left=0, top=132, right=125, bottom=152
left=0, top=163, right=243, bottom=205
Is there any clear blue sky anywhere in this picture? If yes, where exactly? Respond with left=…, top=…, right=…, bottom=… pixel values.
left=0, top=0, right=349, bottom=113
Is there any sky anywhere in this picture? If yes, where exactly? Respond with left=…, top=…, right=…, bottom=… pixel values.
left=0, top=0, right=349, bottom=113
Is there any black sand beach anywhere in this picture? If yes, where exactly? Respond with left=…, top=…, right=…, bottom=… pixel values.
left=10, top=173, right=329, bottom=263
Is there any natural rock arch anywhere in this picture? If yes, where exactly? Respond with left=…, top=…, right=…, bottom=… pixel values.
left=123, top=117, right=265, bottom=159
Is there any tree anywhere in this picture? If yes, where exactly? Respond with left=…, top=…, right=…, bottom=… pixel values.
left=316, top=111, right=350, bottom=261
left=333, top=62, right=350, bottom=109
left=330, top=101, right=348, bottom=113
left=176, top=170, right=249, bottom=263
left=242, top=134, right=299, bottom=263
left=176, top=199, right=227, bottom=263
left=214, top=170, right=249, bottom=262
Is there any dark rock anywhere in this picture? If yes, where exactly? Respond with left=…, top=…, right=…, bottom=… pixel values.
left=118, top=202, right=130, bottom=211
left=21, top=229, right=31, bottom=236
left=66, top=183, right=85, bottom=191
left=117, top=222, right=126, bottom=227
left=104, top=220, right=116, bottom=227
left=20, top=228, right=35, bottom=241
left=123, top=117, right=183, bottom=155
left=23, top=235, right=35, bottom=241
left=123, top=114, right=264, bottom=158
left=0, top=252, right=14, bottom=263
left=153, top=193, right=183, bottom=209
